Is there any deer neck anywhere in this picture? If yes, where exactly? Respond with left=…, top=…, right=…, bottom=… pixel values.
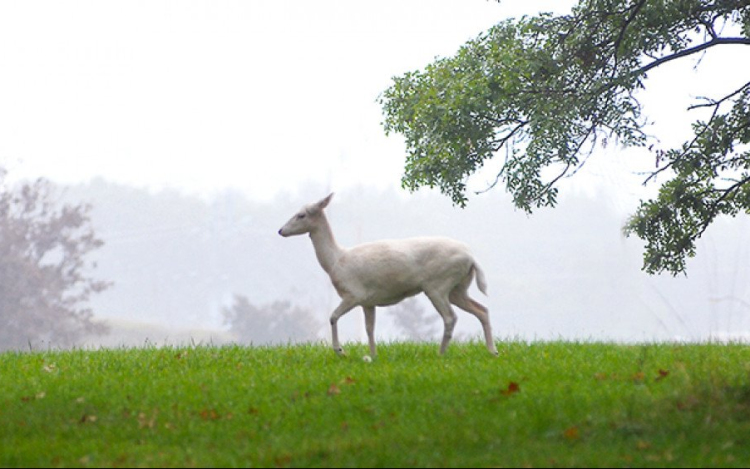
left=309, top=213, right=344, bottom=275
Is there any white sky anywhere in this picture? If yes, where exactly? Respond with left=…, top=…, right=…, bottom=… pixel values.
left=0, top=0, right=748, bottom=205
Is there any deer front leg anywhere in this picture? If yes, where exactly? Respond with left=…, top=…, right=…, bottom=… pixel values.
left=330, top=300, right=357, bottom=356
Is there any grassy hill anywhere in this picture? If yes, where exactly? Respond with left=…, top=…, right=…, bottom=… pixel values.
left=1, top=342, right=750, bottom=467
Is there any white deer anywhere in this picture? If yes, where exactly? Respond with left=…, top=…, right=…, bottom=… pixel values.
left=278, top=193, right=498, bottom=357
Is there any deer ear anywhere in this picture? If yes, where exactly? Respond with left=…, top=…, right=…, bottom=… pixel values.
left=316, top=193, right=334, bottom=210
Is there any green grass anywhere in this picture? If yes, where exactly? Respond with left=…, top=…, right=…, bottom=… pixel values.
left=1, top=341, right=750, bottom=467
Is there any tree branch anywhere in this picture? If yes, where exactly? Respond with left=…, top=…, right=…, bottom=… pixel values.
left=643, top=80, right=750, bottom=185
left=491, top=120, right=529, bottom=153
left=475, top=121, right=529, bottom=195
left=688, top=80, right=750, bottom=110
left=697, top=174, right=750, bottom=238
left=636, top=37, right=750, bottom=76
left=613, top=0, right=649, bottom=61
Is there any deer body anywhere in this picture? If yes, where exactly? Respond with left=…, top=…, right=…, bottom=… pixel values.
left=330, top=238, right=478, bottom=307
left=279, top=194, right=498, bottom=357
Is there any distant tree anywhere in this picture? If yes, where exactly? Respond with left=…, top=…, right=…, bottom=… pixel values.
left=388, top=298, right=441, bottom=341
left=380, top=0, right=750, bottom=275
left=0, top=172, right=110, bottom=351
left=223, top=295, right=321, bottom=345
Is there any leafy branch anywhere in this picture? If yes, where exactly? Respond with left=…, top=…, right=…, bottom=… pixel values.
left=381, top=0, right=750, bottom=275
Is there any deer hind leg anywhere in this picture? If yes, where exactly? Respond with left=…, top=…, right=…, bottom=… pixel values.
left=363, top=306, right=377, bottom=358
left=425, top=290, right=458, bottom=355
left=450, top=278, right=498, bottom=356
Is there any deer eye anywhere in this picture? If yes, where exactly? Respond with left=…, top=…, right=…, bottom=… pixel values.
left=297, top=213, right=306, bottom=220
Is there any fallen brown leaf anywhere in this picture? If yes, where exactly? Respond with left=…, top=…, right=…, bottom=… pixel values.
left=501, top=382, right=521, bottom=396
left=199, top=409, right=220, bottom=421
left=563, top=426, right=580, bottom=441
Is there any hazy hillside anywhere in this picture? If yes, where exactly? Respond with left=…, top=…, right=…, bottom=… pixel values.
left=63, top=179, right=750, bottom=347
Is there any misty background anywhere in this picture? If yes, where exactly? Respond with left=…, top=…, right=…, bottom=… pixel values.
left=1, top=1, right=749, bottom=349
left=55, top=179, right=750, bottom=349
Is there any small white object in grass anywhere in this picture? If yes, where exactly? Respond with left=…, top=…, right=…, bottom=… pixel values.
left=362, top=355, right=372, bottom=363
